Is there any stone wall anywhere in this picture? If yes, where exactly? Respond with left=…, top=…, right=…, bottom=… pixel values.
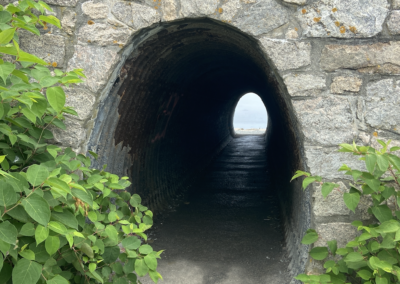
left=9, top=0, right=400, bottom=279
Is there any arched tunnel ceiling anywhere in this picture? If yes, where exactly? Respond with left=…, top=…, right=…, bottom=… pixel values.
left=89, top=18, right=309, bottom=277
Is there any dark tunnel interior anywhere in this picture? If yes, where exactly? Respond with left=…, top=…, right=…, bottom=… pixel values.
left=89, top=18, right=311, bottom=278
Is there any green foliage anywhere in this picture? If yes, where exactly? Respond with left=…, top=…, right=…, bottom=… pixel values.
left=293, top=140, right=400, bottom=284
left=0, top=1, right=163, bottom=283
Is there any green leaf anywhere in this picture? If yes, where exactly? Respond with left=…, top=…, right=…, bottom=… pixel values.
left=302, top=176, right=317, bottom=189
left=48, top=221, right=67, bottom=235
left=19, top=249, right=35, bottom=261
left=45, top=236, right=59, bottom=256
left=130, top=194, right=142, bottom=207
left=376, top=154, right=389, bottom=172
left=17, top=50, right=47, bottom=65
left=121, top=236, right=141, bottom=250
left=12, top=258, right=42, bottom=284
left=26, top=165, right=49, bottom=187
left=321, top=183, right=338, bottom=198
left=310, top=247, right=329, bottom=260
left=149, top=270, right=163, bottom=283
left=0, top=28, right=15, bottom=44
left=39, top=15, right=61, bottom=28
left=47, top=275, right=69, bottom=284
left=22, top=194, right=51, bottom=226
left=345, top=252, right=364, bottom=262
left=51, top=211, right=78, bottom=230
left=376, top=276, right=388, bottom=284
left=0, top=62, right=15, bottom=84
left=343, top=192, right=360, bottom=213
left=139, top=244, right=153, bottom=255
left=365, top=153, right=377, bottom=173
left=103, top=246, right=120, bottom=264
left=105, top=225, right=118, bottom=246
left=35, top=224, right=48, bottom=245
left=45, top=177, right=71, bottom=195
left=135, top=259, right=149, bottom=277
left=327, top=240, right=337, bottom=256
left=39, top=76, right=59, bottom=88
left=357, top=269, right=372, bottom=280
left=19, top=223, right=35, bottom=236
left=371, top=205, right=393, bottom=223
left=0, top=11, right=12, bottom=24
left=80, top=243, right=94, bottom=258
left=0, top=181, right=17, bottom=207
left=0, top=221, right=17, bottom=244
left=144, top=254, right=157, bottom=270
left=71, top=188, right=93, bottom=207
left=46, top=87, right=65, bottom=113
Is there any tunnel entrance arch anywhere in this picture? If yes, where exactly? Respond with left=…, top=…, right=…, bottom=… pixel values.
left=88, top=18, right=309, bottom=278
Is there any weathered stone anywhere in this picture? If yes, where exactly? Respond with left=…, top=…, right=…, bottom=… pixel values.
left=19, top=31, right=65, bottom=67
left=365, top=79, right=400, bottom=130
left=81, top=1, right=109, bottom=19
left=43, top=0, right=77, bottom=7
left=320, top=42, right=400, bottom=72
left=358, top=63, right=400, bottom=75
left=330, top=76, right=362, bottom=94
left=284, top=0, right=306, bottom=4
left=161, top=0, right=178, bottom=21
left=52, top=118, right=86, bottom=148
left=388, top=11, right=400, bottom=35
left=394, top=0, right=400, bottom=9
left=220, top=0, right=241, bottom=22
left=260, top=38, right=311, bottom=71
left=78, top=23, right=133, bottom=46
left=65, top=88, right=96, bottom=121
left=370, top=131, right=400, bottom=150
left=285, top=28, right=299, bottom=39
left=358, top=196, right=373, bottom=220
left=305, top=147, right=365, bottom=179
left=179, top=0, right=219, bottom=18
left=68, top=45, right=120, bottom=93
left=313, top=182, right=350, bottom=217
left=283, top=74, right=325, bottom=96
left=314, top=222, right=358, bottom=248
left=241, top=0, right=256, bottom=3
left=297, top=0, right=389, bottom=38
left=112, top=2, right=160, bottom=30
left=61, top=8, right=76, bottom=35
left=233, top=0, right=289, bottom=36
left=293, top=96, right=355, bottom=146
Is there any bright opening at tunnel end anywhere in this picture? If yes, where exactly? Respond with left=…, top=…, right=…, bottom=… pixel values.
left=233, top=93, right=268, bottom=135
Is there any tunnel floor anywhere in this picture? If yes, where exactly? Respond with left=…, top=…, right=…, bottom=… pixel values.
left=141, top=135, right=290, bottom=284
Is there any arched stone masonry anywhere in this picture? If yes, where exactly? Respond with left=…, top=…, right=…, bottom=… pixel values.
left=7, top=0, right=400, bottom=279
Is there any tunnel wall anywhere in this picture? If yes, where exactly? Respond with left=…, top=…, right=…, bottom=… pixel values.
left=13, top=0, right=400, bottom=279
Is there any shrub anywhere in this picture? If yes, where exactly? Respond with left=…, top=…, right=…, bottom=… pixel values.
left=0, top=1, right=162, bottom=283
left=292, top=141, right=400, bottom=284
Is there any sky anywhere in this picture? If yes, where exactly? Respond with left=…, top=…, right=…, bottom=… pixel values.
left=233, top=93, right=268, bottom=129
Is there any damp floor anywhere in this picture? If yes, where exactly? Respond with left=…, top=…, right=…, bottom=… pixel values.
left=141, top=136, right=290, bottom=284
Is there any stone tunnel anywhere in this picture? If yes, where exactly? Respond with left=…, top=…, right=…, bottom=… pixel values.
left=16, top=0, right=400, bottom=281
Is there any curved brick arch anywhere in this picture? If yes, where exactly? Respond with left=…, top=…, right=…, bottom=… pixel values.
left=13, top=0, right=400, bottom=278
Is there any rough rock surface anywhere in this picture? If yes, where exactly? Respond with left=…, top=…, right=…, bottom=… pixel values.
left=61, top=8, right=76, bottom=35
left=293, top=96, right=355, bottom=146
left=313, top=182, right=350, bottom=216
left=43, top=0, right=77, bottom=6
left=365, top=79, right=400, bottom=130
left=283, top=74, right=325, bottom=96
left=161, top=0, right=178, bottom=21
left=179, top=0, right=219, bottom=18
left=297, top=0, right=389, bottom=38
left=65, top=88, right=96, bottom=121
left=260, top=39, right=311, bottom=71
left=314, top=222, right=358, bottom=248
left=81, top=1, right=109, bottom=19
left=320, top=42, right=400, bottom=72
left=305, top=147, right=365, bottom=179
left=330, top=76, right=362, bottom=94
left=68, top=45, right=120, bottom=93
left=220, top=0, right=241, bottom=22
left=394, top=0, right=400, bottom=9
left=233, top=0, right=289, bottom=36
left=388, top=10, right=400, bottom=34
left=112, top=2, right=160, bottom=30
left=78, top=23, right=133, bottom=46
left=52, top=119, right=86, bottom=148
left=358, top=63, right=400, bottom=75
left=19, top=31, right=66, bottom=67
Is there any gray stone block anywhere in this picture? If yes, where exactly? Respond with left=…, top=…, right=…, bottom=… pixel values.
left=78, top=23, right=133, bottom=46
left=330, top=76, right=362, bottom=94
left=388, top=10, right=400, bottom=34
left=112, top=2, right=160, bottom=30
left=284, top=74, right=326, bottom=96
left=65, top=87, right=96, bottom=121
left=297, top=0, right=389, bottom=38
left=81, top=1, right=109, bottom=19
left=260, top=38, right=311, bottom=71
left=314, top=222, right=358, bottom=248
left=313, top=182, right=350, bottom=217
left=179, top=0, right=219, bottom=18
